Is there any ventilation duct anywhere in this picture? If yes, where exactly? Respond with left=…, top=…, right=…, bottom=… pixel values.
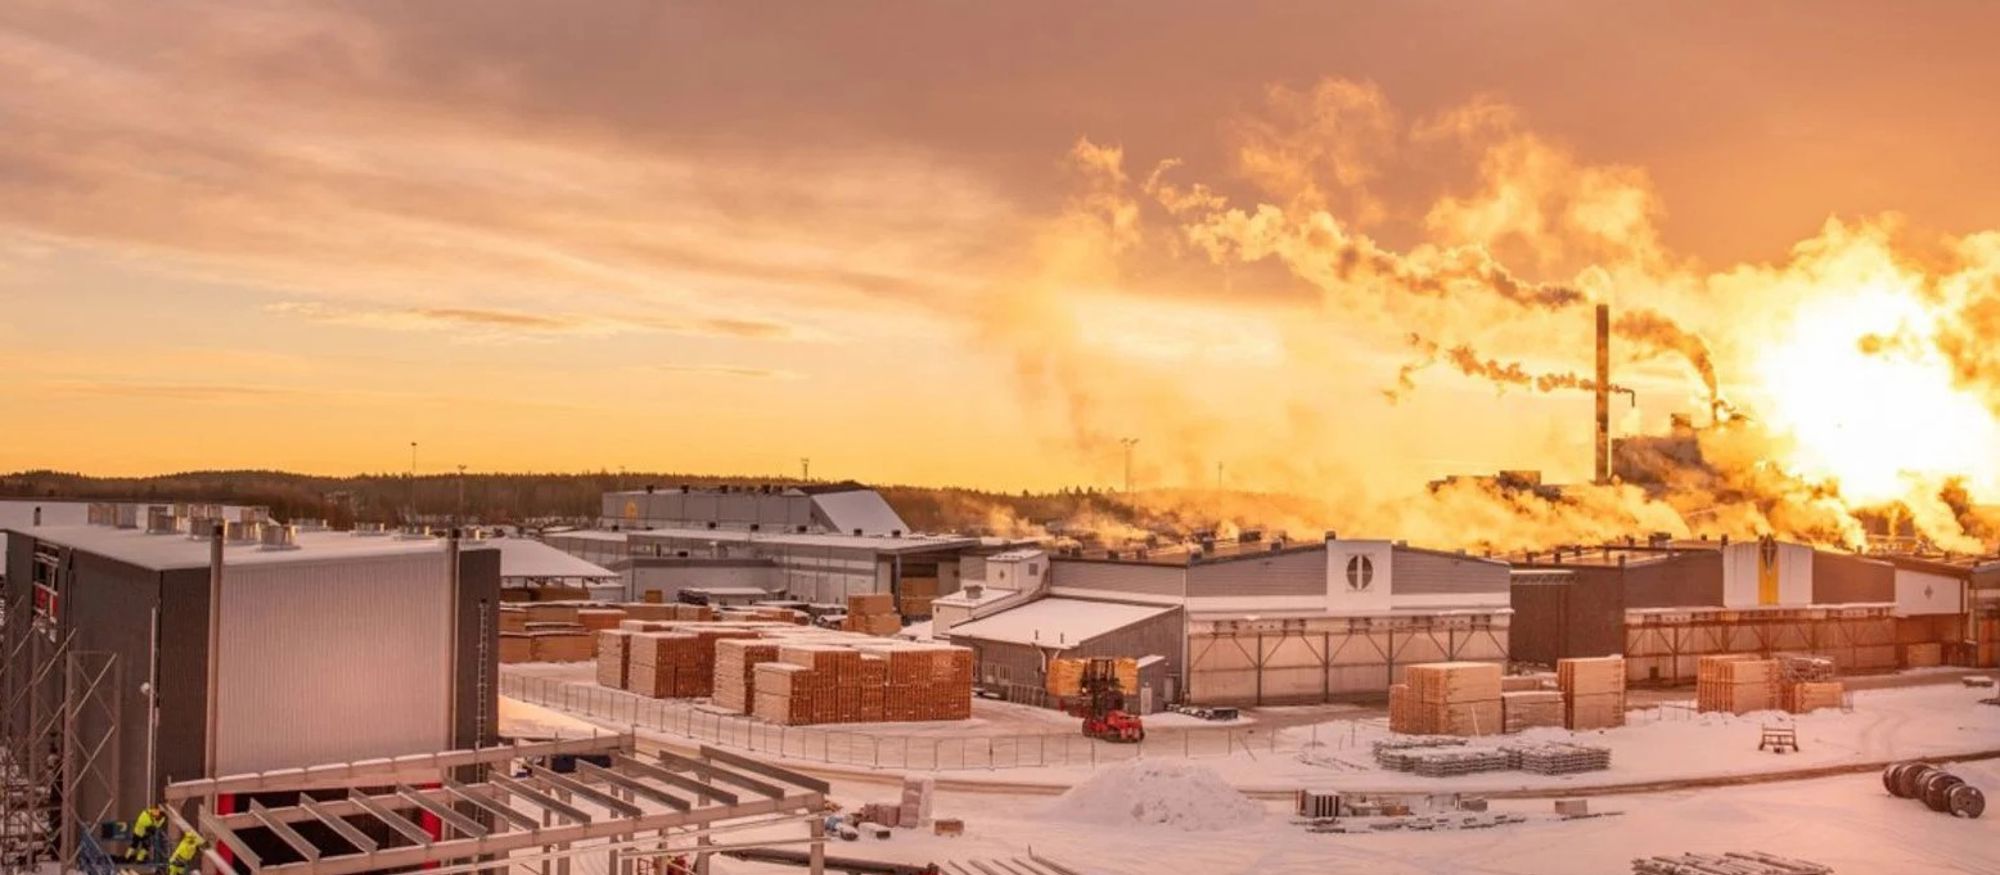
left=260, top=524, right=300, bottom=551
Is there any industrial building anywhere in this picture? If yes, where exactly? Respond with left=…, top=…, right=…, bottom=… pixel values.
left=544, top=526, right=982, bottom=606
left=1, top=514, right=499, bottom=856
left=938, top=535, right=1513, bottom=707
left=599, top=481, right=911, bottom=536
left=1510, top=536, right=1996, bottom=684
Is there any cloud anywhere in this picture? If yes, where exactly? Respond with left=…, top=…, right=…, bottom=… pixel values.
left=656, top=364, right=797, bottom=380
left=266, top=300, right=800, bottom=342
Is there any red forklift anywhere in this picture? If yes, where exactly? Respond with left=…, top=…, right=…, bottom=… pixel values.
left=1067, top=657, right=1146, bottom=743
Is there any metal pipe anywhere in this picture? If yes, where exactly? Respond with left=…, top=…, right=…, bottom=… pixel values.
left=205, top=522, right=223, bottom=781
left=446, top=530, right=461, bottom=748
left=1595, top=303, right=1611, bottom=485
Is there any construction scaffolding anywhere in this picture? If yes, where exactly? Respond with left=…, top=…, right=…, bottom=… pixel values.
left=158, top=736, right=830, bottom=875
left=2, top=544, right=126, bottom=874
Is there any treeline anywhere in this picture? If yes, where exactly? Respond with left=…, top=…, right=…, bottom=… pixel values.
left=0, top=470, right=1138, bottom=534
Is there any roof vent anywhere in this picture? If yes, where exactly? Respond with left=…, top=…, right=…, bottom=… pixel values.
left=707, top=521, right=718, bottom=530
left=965, top=582, right=984, bottom=599
left=1324, top=529, right=1339, bottom=541
left=891, top=529, right=902, bottom=538
left=185, top=517, right=220, bottom=540
left=259, top=524, right=300, bottom=551
left=225, top=520, right=262, bottom=543
left=1270, top=542, right=1283, bottom=552
left=146, top=510, right=181, bottom=535
left=797, top=525, right=809, bottom=534
left=397, top=526, right=433, bottom=541
left=853, top=528, right=864, bottom=537
left=645, top=484, right=656, bottom=494
left=352, top=522, right=389, bottom=537
left=749, top=524, right=760, bottom=532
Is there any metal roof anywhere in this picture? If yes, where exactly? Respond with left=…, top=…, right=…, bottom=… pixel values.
left=945, top=597, right=1178, bottom=649
left=6, top=525, right=488, bottom=572
left=488, top=537, right=619, bottom=580
left=807, top=488, right=909, bottom=536
left=627, top=527, right=977, bottom=554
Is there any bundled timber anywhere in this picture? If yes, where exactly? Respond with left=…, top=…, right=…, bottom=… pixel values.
left=596, top=630, right=632, bottom=688
left=713, top=639, right=782, bottom=713
left=1398, top=663, right=1503, bottom=736
left=499, top=632, right=532, bottom=664
left=1697, top=655, right=1780, bottom=714
left=1558, top=656, right=1626, bottom=729
left=1502, top=690, right=1566, bottom=733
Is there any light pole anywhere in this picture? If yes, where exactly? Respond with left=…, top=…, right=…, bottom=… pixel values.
left=456, top=464, right=468, bottom=528
left=408, top=441, right=418, bottom=525
left=1119, top=437, right=1139, bottom=493
left=800, top=457, right=811, bottom=482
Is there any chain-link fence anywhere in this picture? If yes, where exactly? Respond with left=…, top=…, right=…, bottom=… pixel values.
left=500, top=672, right=1288, bottom=770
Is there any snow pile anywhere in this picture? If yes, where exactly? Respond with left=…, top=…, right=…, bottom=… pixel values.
left=1043, top=759, right=1264, bottom=831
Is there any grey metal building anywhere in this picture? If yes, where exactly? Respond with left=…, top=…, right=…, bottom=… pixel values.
left=944, top=597, right=1185, bottom=711
left=599, top=482, right=910, bottom=536
left=2, top=518, right=498, bottom=847
left=545, top=527, right=980, bottom=606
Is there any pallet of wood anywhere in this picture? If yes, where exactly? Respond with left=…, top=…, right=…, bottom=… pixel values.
left=628, top=632, right=699, bottom=698
left=1558, top=656, right=1626, bottom=729
left=1045, top=657, right=1140, bottom=698
left=1401, top=662, right=1504, bottom=736
left=1696, top=655, right=1778, bottom=714
left=842, top=593, right=903, bottom=636
left=523, top=603, right=580, bottom=624
left=596, top=630, right=632, bottom=688
left=1501, top=690, right=1565, bottom=732
left=1784, top=681, right=1844, bottom=714
left=577, top=608, right=629, bottom=631
left=752, top=663, right=814, bottom=725
left=1905, top=642, right=1943, bottom=668
left=529, top=631, right=595, bottom=663
left=713, top=639, right=782, bottom=713
left=499, top=632, right=533, bottom=663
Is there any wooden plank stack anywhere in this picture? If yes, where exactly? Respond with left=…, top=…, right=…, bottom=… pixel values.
left=596, top=630, right=632, bottom=688
left=577, top=608, right=629, bottom=631
left=1784, top=681, right=1844, bottom=714
left=628, top=632, right=700, bottom=698
left=523, top=604, right=580, bottom=624
left=752, top=663, right=813, bottom=724
left=1501, top=690, right=1565, bottom=732
left=500, top=632, right=532, bottom=663
left=1696, top=655, right=1778, bottom=714
left=899, top=577, right=939, bottom=618
left=1558, top=656, right=1627, bottom=730
left=713, top=639, right=782, bottom=713
left=529, top=632, right=594, bottom=662
left=1905, top=642, right=1943, bottom=668
left=842, top=593, right=903, bottom=636
left=499, top=606, right=528, bottom=633
left=1044, top=657, right=1140, bottom=698
left=882, top=645, right=974, bottom=722
left=1400, top=662, right=1503, bottom=736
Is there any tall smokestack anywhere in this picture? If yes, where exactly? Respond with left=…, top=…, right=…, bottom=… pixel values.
left=1595, top=303, right=1611, bottom=485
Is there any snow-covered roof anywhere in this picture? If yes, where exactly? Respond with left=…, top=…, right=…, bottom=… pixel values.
left=988, top=548, right=1046, bottom=562
left=490, top=538, right=619, bottom=580
left=945, top=598, right=1177, bottom=649
left=628, top=527, right=976, bottom=554
left=809, top=488, right=910, bottom=536
left=7, top=525, right=489, bottom=572
left=935, top=586, right=1018, bottom=608
left=0, top=500, right=91, bottom=562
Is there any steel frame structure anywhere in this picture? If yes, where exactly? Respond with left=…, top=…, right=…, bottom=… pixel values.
left=163, top=737, right=829, bottom=875
left=1188, top=612, right=1510, bottom=705
left=1625, top=605, right=1900, bottom=685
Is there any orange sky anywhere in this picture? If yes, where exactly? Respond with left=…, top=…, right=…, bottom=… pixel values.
left=6, top=2, right=2000, bottom=494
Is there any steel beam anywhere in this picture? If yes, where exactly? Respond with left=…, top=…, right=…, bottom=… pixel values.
left=490, top=774, right=591, bottom=824
left=250, top=800, right=320, bottom=863
left=443, top=778, right=539, bottom=832
left=165, top=735, right=632, bottom=801
left=347, top=789, right=435, bottom=846
left=394, top=785, right=487, bottom=839
left=198, top=808, right=265, bottom=871
left=654, top=750, right=782, bottom=798
left=576, top=760, right=691, bottom=812
left=525, top=764, right=644, bottom=818
left=299, top=798, right=378, bottom=855
left=612, top=754, right=725, bottom=805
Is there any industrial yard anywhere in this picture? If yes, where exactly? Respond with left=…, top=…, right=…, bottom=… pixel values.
left=14, top=3, right=2000, bottom=874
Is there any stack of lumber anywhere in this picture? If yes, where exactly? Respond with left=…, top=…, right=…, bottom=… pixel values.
left=499, top=633, right=533, bottom=663
left=577, top=608, right=629, bottom=631
left=899, top=775, right=935, bottom=827
left=523, top=604, right=580, bottom=624
left=596, top=630, right=632, bottom=688
left=531, top=586, right=591, bottom=602
left=1501, top=690, right=1566, bottom=732
left=1399, top=662, right=1503, bottom=736
left=499, top=606, right=528, bottom=633
left=1558, top=656, right=1627, bottom=729
left=621, top=603, right=680, bottom=621
left=752, top=663, right=813, bottom=725
left=841, top=593, right=903, bottom=636
left=1044, top=657, right=1141, bottom=698
left=1784, top=681, right=1844, bottom=714
left=881, top=645, right=973, bottom=721
left=860, top=654, right=888, bottom=721
left=1905, top=642, right=1943, bottom=668
left=899, top=577, right=939, bottom=618
left=1696, top=655, right=1779, bottom=714
left=713, top=639, right=782, bottom=713
left=628, top=632, right=700, bottom=698
left=527, top=630, right=594, bottom=662
left=499, top=588, right=535, bottom=603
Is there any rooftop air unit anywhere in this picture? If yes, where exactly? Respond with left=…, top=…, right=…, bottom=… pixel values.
left=225, top=520, right=262, bottom=544
left=352, top=522, right=389, bottom=537
left=259, top=524, right=300, bottom=551
left=185, top=517, right=221, bottom=540
left=146, top=510, right=181, bottom=535
left=396, top=526, right=433, bottom=541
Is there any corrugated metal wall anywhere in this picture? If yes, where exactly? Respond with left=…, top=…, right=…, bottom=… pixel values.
left=215, top=553, right=453, bottom=774
left=1814, top=552, right=1894, bottom=604
left=1623, top=552, right=1724, bottom=608
left=1049, top=559, right=1186, bottom=599
left=1390, top=549, right=1508, bottom=595
left=1186, top=548, right=1323, bottom=597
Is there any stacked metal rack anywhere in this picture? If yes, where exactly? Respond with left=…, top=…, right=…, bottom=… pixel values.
left=1631, top=851, right=1831, bottom=874
left=1500, top=742, right=1613, bottom=775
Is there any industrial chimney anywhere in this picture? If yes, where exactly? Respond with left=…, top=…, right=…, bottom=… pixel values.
left=1594, top=303, right=1611, bottom=485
